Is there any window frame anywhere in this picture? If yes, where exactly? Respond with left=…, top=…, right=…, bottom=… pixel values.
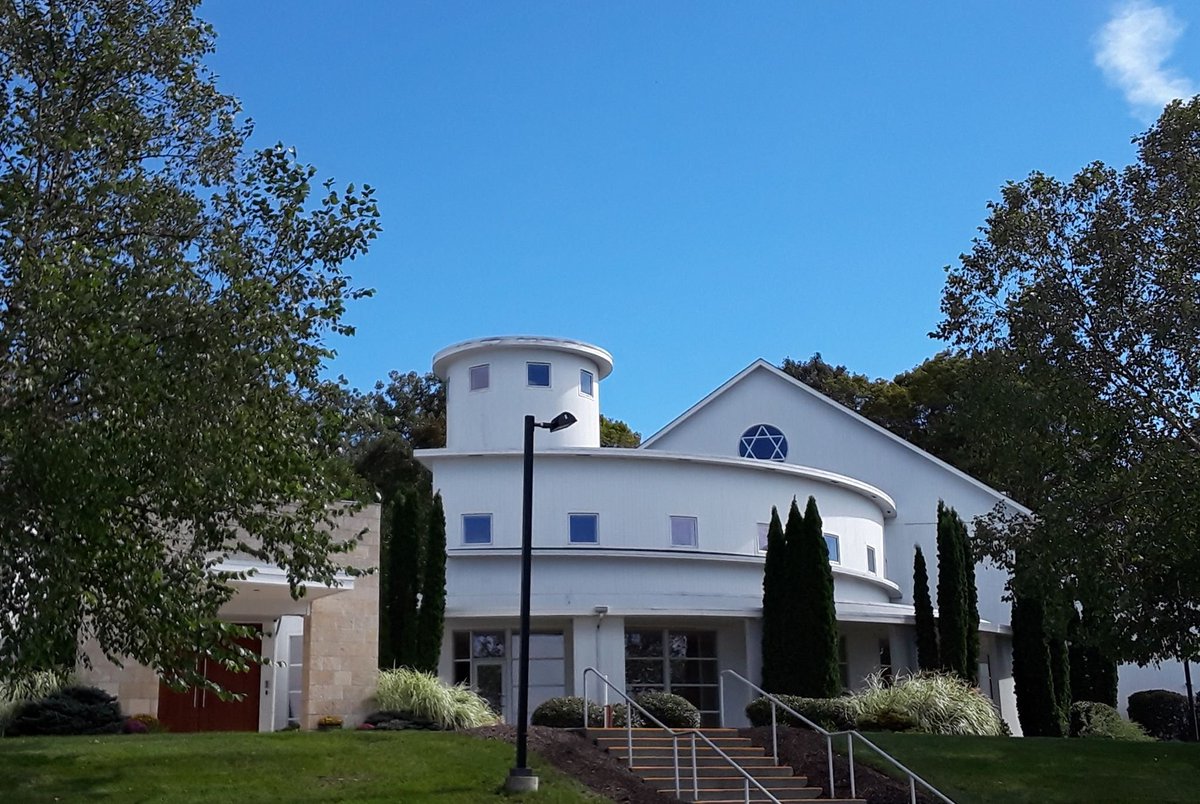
left=468, top=363, right=490, bottom=392
left=462, top=513, right=493, bottom=545
left=866, top=545, right=877, bottom=574
left=756, top=522, right=770, bottom=552
left=579, top=368, right=595, bottom=397
left=669, top=515, right=699, bottom=548
left=526, top=362, right=552, bottom=388
left=824, top=532, right=841, bottom=563
left=568, top=512, right=599, bottom=544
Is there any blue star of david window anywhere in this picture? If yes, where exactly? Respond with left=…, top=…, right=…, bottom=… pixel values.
left=739, top=424, right=788, bottom=461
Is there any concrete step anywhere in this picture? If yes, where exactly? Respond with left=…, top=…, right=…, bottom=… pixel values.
left=620, top=753, right=780, bottom=768
left=588, top=727, right=741, bottom=738
left=608, top=744, right=767, bottom=758
left=595, top=735, right=754, bottom=750
left=674, top=788, right=823, bottom=802
left=646, top=774, right=813, bottom=790
left=642, top=765, right=799, bottom=780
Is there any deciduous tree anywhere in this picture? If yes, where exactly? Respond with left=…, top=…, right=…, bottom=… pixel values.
left=0, top=0, right=380, bottom=684
left=937, top=97, right=1200, bottom=668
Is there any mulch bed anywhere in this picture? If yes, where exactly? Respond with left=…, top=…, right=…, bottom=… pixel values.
left=468, top=724, right=675, bottom=804
left=742, top=726, right=938, bottom=804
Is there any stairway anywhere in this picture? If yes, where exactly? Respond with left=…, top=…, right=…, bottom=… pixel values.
left=587, top=727, right=864, bottom=803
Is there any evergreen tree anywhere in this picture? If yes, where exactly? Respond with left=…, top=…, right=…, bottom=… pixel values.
left=793, top=496, right=841, bottom=698
left=913, top=546, right=939, bottom=670
left=381, top=489, right=425, bottom=668
left=760, top=506, right=788, bottom=691
left=957, top=512, right=981, bottom=684
left=1068, top=607, right=1119, bottom=707
left=1011, top=584, right=1059, bottom=736
left=1049, top=631, right=1071, bottom=735
left=936, top=502, right=969, bottom=678
left=777, top=500, right=807, bottom=693
left=1010, top=553, right=1069, bottom=737
left=414, top=492, right=447, bottom=673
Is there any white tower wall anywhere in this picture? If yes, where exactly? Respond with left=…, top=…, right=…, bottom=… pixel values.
left=433, top=336, right=613, bottom=451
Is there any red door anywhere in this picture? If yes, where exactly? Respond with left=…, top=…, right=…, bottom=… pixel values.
left=158, top=629, right=263, bottom=732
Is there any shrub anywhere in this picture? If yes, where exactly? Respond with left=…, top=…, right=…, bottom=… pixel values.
left=745, top=695, right=856, bottom=731
left=1127, top=690, right=1195, bottom=741
left=0, top=670, right=72, bottom=735
left=1069, top=701, right=1152, bottom=741
left=375, top=668, right=498, bottom=730
left=122, top=717, right=148, bottom=734
left=850, top=672, right=1004, bottom=736
left=856, top=704, right=920, bottom=733
left=532, top=696, right=602, bottom=728
left=6, top=686, right=123, bottom=737
left=635, top=692, right=699, bottom=729
left=124, top=713, right=165, bottom=734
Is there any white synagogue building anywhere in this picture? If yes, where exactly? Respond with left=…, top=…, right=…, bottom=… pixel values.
left=416, top=335, right=1041, bottom=732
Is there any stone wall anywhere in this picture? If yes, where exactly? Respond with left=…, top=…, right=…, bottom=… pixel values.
left=300, top=504, right=381, bottom=728
left=76, top=638, right=161, bottom=717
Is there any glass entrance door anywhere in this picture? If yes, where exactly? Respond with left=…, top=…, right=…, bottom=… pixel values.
left=474, top=660, right=505, bottom=717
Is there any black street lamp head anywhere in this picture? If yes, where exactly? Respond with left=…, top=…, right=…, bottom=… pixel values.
left=544, top=411, right=577, bottom=432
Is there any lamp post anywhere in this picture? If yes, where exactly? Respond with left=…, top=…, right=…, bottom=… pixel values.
left=506, top=410, right=576, bottom=794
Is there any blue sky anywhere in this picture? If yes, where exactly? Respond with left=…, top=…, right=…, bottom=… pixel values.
left=201, top=1, right=1199, bottom=438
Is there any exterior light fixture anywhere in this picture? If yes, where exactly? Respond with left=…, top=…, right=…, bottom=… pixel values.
left=506, top=411, right=577, bottom=793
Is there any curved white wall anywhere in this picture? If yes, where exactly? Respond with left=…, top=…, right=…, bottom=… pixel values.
left=434, top=337, right=612, bottom=451
left=419, top=450, right=897, bottom=615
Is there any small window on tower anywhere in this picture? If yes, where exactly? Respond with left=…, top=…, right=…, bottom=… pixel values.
left=469, top=364, right=490, bottom=391
left=580, top=369, right=594, bottom=397
left=527, top=362, right=551, bottom=387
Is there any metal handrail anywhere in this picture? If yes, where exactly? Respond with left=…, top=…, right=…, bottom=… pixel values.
left=583, top=667, right=783, bottom=804
left=720, top=669, right=956, bottom=804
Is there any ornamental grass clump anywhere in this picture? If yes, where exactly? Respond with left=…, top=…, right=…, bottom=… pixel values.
left=850, top=671, right=1004, bottom=736
left=1069, top=701, right=1152, bottom=741
left=375, top=668, right=498, bottom=730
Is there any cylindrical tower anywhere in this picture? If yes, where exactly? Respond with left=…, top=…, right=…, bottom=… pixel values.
left=432, top=336, right=614, bottom=451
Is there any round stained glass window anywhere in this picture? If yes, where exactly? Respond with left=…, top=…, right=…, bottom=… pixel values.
left=739, top=424, right=788, bottom=461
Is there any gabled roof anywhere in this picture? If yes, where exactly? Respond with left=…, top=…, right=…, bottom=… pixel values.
left=640, top=358, right=1034, bottom=516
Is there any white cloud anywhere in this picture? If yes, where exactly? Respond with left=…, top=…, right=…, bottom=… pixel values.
left=1095, top=1, right=1195, bottom=118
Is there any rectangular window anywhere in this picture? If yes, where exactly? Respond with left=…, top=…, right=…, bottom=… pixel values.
left=757, top=522, right=770, bottom=552
left=670, top=516, right=698, bottom=547
left=824, top=533, right=840, bottom=563
left=527, top=362, right=551, bottom=387
left=569, top=513, right=598, bottom=544
left=625, top=629, right=720, bottom=726
left=579, top=369, right=594, bottom=397
left=469, top=364, right=490, bottom=391
left=866, top=545, right=877, bottom=573
left=462, top=514, right=492, bottom=545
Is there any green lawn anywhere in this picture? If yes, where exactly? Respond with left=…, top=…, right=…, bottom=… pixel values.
left=857, top=732, right=1200, bottom=804
left=0, top=730, right=608, bottom=803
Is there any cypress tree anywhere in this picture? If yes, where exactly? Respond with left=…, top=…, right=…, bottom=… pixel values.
left=381, top=488, right=425, bottom=668
left=936, top=502, right=968, bottom=679
left=957, top=511, right=981, bottom=684
left=1011, top=583, right=1059, bottom=736
left=1049, top=631, right=1071, bottom=736
left=1068, top=606, right=1119, bottom=707
left=793, top=496, right=841, bottom=698
left=778, top=499, right=807, bottom=693
left=760, top=506, right=788, bottom=692
left=414, top=491, right=447, bottom=673
left=913, top=546, right=939, bottom=670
